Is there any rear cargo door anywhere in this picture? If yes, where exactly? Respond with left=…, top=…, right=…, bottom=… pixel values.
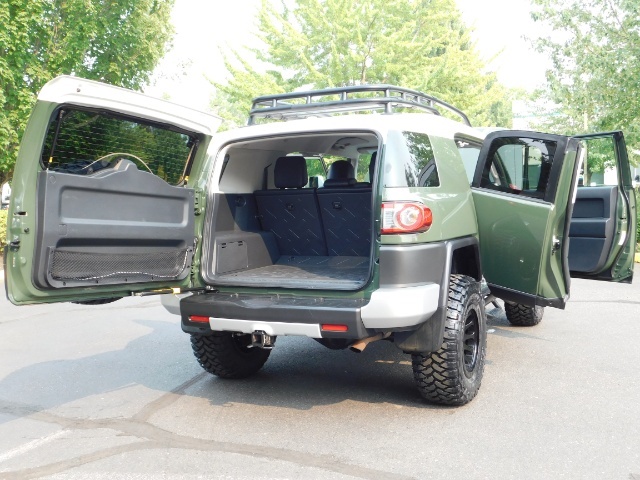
left=471, top=131, right=581, bottom=309
left=4, top=76, right=219, bottom=305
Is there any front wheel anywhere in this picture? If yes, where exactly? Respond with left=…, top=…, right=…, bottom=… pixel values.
left=411, top=275, right=487, bottom=406
left=190, top=332, right=273, bottom=379
left=504, top=302, right=544, bottom=326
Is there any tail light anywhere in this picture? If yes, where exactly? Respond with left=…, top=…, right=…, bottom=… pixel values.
left=381, top=201, right=432, bottom=234
left=321, top=324, right=349, bottom=332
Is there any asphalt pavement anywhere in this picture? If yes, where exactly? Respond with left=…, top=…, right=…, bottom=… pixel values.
left=0, top=268, right=639, bottom=479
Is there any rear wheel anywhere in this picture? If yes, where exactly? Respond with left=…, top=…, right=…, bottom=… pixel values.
left=504, top=303, right=544, bottom=326
left=190, top=332, right=272, bottom=379
left=411, top=275, right=487, bottom=406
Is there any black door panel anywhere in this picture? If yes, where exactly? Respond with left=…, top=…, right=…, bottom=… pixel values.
left=568, top=186, right=618, bottom=273
left=33, top=160, right=195, bottom=289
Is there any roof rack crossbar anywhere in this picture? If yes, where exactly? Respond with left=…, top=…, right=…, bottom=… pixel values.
left=247, top=84, right=471, bottom=126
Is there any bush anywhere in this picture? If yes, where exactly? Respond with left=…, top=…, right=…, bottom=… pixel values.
left=0, top=210, right=7, bottom=250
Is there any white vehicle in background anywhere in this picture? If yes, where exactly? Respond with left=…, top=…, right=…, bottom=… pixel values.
left=1, top=181, right=10, bottom=209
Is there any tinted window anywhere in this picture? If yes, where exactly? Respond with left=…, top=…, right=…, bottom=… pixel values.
left=42, top=108, right=198, bottom=185
left=456, top=137, right=482, bottom=183
left=384, top=131, right=439, bottom=188
left=305, top=156, right=326, bottom=187
left=356, top=152, right=375, bottom=182
left=480, top=137, right=557, bottom=199
left=403, top=132, right=439, bottom=187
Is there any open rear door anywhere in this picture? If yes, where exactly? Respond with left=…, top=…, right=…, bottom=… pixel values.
left=569, top=131, right=635, bottom=282
left=471, top=131, right=582, bottom=309
left=4, top=76, right=219, bottom=305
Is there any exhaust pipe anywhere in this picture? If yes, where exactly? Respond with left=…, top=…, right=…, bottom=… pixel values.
left=349, top=332, right=391, bottom=353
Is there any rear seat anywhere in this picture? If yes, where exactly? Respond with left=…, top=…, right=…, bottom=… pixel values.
left=317, top=160, right=372, bottom=256
left=254, top=156, right=327, bottom=256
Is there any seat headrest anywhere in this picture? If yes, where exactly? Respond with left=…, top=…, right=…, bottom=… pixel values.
left=274, top=156, right=308, bottom=189
left=327, top=160, right=355, bottom=180
left=323, top=178, right=357, bottom=188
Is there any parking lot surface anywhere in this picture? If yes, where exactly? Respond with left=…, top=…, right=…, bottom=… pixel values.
left=1, top=269, right=639, bottom=479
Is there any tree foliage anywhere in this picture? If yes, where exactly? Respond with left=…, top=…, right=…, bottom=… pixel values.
left=531, top=0, right=640, bottom=165
left=214, top=0, right=513, bottom=129
left=0, top=0, right=175, bottom=184
left=0, top=210, right=7, bottom=249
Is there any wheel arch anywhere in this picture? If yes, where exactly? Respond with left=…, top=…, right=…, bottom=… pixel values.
left=394, top=236, right=481, bottom=354
left=449, top=241, right=482, bottom=282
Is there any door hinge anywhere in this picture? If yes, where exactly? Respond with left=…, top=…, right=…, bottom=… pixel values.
left=552, top=236, right=561, bottom=254
left=190, top=257, right=201, bottom=279
left=193, top=188, right=204, bottom=215
left=190, top=237, right=200, bottom=279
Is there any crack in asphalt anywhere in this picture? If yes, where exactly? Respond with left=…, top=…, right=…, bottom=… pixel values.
left=0, top=374, right=416, bottom=480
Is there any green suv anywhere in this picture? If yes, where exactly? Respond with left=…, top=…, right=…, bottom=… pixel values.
left=4, top=77, right=636, bottom=405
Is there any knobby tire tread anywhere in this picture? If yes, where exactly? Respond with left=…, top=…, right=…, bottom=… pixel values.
left=191, top=332, right=271, bottom=379
left=504, top=303, right=544, bottom=326
left=411, top=274, right=487, bottom=406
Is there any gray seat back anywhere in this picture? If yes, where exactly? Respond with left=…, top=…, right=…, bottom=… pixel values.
left=254, top=156, right=327, bottom=256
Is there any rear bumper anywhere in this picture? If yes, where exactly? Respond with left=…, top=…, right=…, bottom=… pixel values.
left=360, top=284, right=439, bottom=329
left=177, top=284, right=440, bottom=338
left=179, top=293, right=370, bottom=338
left=160, top=292, right=189, bottom=315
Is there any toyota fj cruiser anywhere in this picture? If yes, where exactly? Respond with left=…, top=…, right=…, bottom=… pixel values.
left=4, top=76, right=636, bottom=405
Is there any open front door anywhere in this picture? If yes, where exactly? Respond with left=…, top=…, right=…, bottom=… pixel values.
left=5, top=76, right=220, bottom=305
left=471, top=131, right=582, bottom=309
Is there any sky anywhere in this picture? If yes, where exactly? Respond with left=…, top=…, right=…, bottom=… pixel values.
left=146, top=0, right=549, bottom=112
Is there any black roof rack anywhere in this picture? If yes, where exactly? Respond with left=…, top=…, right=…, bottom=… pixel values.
left=248, top=84, right=471, bottom=126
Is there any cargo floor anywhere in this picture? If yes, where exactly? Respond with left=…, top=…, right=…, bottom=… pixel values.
left=216, top=255, right=369, bottom=289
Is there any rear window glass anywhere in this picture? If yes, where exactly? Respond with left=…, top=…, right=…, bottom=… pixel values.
left=41, top=108, right=198, bottom=185
left=305, top=156, right=326, bottom=187
left=456, top=137, right=482, bottom=183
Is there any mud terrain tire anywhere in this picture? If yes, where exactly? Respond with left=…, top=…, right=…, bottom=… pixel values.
left=504, top=303, right=544, bottom=326
left=411, top=275, right=487, bottom=406
left=191, top=332, right=272, bottom=379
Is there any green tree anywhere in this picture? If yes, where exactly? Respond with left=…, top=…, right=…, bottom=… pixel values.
left=531, top=0, right=640, bottom=167
left=213, top=0, right=513, bottom=129
left=0, top=0, right=175, bottom=184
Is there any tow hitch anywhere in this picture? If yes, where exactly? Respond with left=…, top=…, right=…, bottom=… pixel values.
left=250, top=330, right=276, bottom=349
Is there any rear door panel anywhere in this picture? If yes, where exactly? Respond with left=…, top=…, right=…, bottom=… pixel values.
left=569, top=186, right=619, bottom=273
left=33, top=165, right=195, bottom=290
left=5, top=76, right=219, bottom=305
left=570, top=131, right=635, bottom=282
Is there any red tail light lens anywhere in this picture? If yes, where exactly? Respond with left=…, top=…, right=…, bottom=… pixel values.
left=321, top=324, right=349, bottom=332
left=381, top=202, right=432, bottom=234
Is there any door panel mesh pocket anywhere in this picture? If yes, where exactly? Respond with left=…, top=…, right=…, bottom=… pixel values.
left=48, top=248, right=192, bottom=286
